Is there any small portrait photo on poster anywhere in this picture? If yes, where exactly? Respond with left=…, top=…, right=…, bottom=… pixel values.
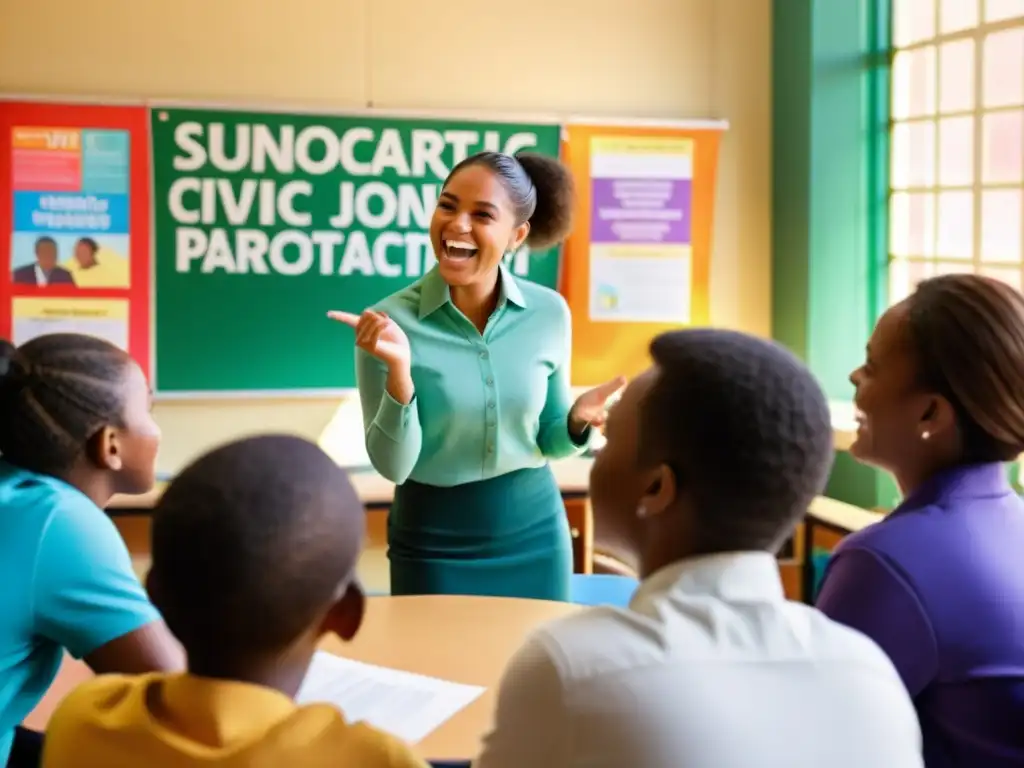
left=10, top=126, right=132, bottom=290
left=10, top=231, right=130, bottom=289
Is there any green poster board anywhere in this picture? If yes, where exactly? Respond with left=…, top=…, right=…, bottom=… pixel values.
left=150, top=106, right=563, bottom=395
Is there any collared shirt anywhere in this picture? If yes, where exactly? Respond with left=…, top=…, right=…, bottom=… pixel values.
left=355, top=265, right=586, bottom=487
left=474, top=552, right=923, bottom=768
left=34, top=264, right=48, bottom=286
left=817, top=462, right=1024, bottom=768
left=0, top=461, right=159, bottom=766
left=42, top=672, right=428, bottom=767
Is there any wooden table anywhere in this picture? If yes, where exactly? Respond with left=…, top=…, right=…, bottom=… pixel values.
left=24, top=595, right=581, bottom=761
left=108, top=401, right=858, bottom=511
left=108, top=458, right=599, bottom=574
left=108, top=457, right=595, bottom=511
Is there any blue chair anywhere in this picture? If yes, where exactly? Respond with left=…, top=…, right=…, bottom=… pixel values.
left=569, top=573, right=639, bottom=608
left=810, top=549, right=832, bottom=602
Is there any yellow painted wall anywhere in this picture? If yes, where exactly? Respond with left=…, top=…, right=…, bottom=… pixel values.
left=0, top=0, right=771, bottom=475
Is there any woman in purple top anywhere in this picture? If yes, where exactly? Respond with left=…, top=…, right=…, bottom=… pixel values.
left=816, top=274, right=1024, bottom=768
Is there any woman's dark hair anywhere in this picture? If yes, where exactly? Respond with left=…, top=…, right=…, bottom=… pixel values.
left=76, top=237, right=99, bottom=253
left=445, top=151, right=575, bottom=249
left=907, top=274, right=1024, bottom=462
left=0, top=334, right=133, bottom=474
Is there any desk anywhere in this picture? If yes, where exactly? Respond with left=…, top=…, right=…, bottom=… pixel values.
left=24, top=595, right=581, bottom=762
left=801, top=496, right=884, bottom=604
left=108, top=456, right=594, bottom=511
left=109, top=401, right=857, bottom=510
left=109, top=458, right=597, bottom=574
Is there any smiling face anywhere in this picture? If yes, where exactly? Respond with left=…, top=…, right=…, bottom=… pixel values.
left=429, top=163, right=530, bottom=288
left=75, top=239, right=98, bottom=268
left=849, top=300, right=943, bottom=477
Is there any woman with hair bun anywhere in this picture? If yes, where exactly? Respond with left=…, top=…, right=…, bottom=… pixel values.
left=817, top=274, right=1024, bottom=767
left=331, top=151, right=622, bottom=601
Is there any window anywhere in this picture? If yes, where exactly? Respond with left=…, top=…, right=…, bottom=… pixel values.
left=889, top=0, right=1024, bottom=301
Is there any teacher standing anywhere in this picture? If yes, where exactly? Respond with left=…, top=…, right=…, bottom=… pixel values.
left=330, top=151, right=622, bottom=601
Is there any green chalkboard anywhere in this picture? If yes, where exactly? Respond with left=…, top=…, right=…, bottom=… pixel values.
left=150, top=106, right=562, bottom=395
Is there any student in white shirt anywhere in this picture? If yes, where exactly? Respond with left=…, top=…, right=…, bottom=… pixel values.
left=474, top=329, right=924, bottom=768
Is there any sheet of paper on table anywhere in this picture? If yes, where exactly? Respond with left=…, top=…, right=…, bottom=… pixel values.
left=295, top=651, right=486, bottom=744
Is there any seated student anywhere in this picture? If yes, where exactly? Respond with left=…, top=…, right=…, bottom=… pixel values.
left=473, top=329, right=924, bottom=768
left=42, top=434, right=429, bottom=768
left=817, top=274, right=1024, bottom=767
left=0, top=335, right=182, bottom=768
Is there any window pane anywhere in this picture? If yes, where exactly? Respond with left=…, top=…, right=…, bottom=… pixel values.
left=940, top=0, right=979, bottom=31
left=889, top=259, right=937, bottom=303
left=980, top=265, right=1023, bottom=290
left=939, top=40, right=975, bottom=113
left=894, top=0, right=937, bottom=46
left=983, top=29, right=1024, bottom=108
left=910, top=259, right=938, bottom=286
left=892, top=121, right=936, bottom=188
left=889, top=259, right=917, bottom=302
left=890, top=192, right=936, bottom=256
left=980, top=189, right=1023, bottom=262
left=984, top=0, right=1024, bottom=23
left=893, top=47, right=938, bottom=119
left=938, top=117, right=974, bottom=185
left=936, top=190, right=974, bottom=258
left=935, top=261, right=974, bottom=276
left=982, top=109, right=1024, bottom=184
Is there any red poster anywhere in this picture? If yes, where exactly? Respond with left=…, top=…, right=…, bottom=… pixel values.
left=0, top=100, right=151, bottom=378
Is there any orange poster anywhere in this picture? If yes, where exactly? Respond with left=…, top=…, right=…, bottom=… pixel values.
left=561, top=122, right=726, bottom=386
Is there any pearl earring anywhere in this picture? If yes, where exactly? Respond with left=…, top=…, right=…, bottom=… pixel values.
left=921, top=430, right=931, bottom=441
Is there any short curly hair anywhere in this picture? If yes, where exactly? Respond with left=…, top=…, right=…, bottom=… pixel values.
left=149, top=434, right=365, bottom=669
left=445, top=151, right=575, bottom=250
left=639, top=329, right=834, bottom=553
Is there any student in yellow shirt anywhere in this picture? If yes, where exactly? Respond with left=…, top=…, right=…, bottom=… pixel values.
left=42, top=434, right=428, bottom=768
left=63, top=237, right=130, bottom=288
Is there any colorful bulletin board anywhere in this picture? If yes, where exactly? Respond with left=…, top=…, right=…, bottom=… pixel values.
left=1, top=97, right=728, bottom=398
left=149, top=105, right=563, bottom=395
left=0, top=100, right=152, bottom=378
left=561, top=121, right=727, bottom=386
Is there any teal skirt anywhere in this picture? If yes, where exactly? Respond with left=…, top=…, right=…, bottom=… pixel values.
left=388, top=465, right=572, bottom=601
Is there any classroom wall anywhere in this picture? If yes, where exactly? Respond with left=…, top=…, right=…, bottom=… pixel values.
left=0, top=0, right=771, bottom=474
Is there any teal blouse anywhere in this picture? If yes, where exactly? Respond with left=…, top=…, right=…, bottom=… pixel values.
left=354, top=265, right=587, bottom=487
left=0, top=461, right=160, bottom=764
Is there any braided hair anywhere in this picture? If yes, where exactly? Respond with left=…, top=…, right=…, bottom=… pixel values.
left=0, top=334, right=133, bottom=474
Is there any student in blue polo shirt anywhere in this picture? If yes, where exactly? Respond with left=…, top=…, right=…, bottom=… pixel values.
left=0, top=334, right=183, bottom=768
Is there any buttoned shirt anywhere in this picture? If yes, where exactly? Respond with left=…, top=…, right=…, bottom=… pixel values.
left=475, top=552, right=924, bottom=768
left=354, top=265, right=585, bottom=486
